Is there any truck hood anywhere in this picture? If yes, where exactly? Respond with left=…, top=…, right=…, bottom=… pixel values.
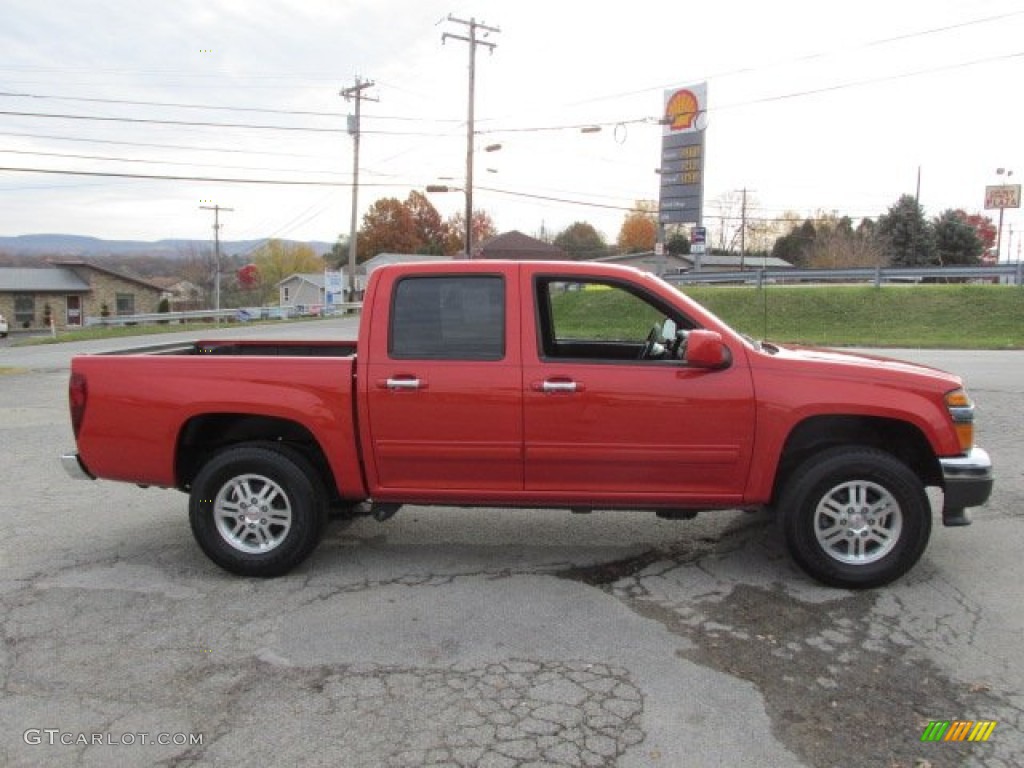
left=763, top=343, right=962, bottom=389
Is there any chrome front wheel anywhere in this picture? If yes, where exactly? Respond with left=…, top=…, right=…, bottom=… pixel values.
left=779, top=447, right=931, bottom=589
left=813, top=480, right=903, bottom=566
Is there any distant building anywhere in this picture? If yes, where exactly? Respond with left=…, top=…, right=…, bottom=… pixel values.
left=592, top=251, right=793, bottom=274
left=0, top=261, right=163, bottom=330
left=474, top=231, right=565, bottom=260
left=150, top=277, right=203, bottom=310
left=278, top=256, right=457, bottom=309
left=361, top=253, right=452, bottom=275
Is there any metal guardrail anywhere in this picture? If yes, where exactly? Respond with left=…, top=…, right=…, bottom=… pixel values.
left=84, top=303, right=362, bottom=327
left=663, top=263, right=1024, bottom=287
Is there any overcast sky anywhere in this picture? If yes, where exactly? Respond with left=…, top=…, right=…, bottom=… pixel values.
left=2, top=0, right=1023, bottom=257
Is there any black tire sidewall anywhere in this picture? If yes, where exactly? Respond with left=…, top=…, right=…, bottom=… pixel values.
left=189, top=443, right=326, bottom=577
left=780, top=447, right=932, bottom=589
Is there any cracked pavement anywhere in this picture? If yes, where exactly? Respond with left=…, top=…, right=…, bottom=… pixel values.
left=1, top=337, right=1022, bottom=766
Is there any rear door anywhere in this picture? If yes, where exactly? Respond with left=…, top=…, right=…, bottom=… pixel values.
left=521, top=267, right=755, bottom=505
left=363, top=265, right=523, bottom=495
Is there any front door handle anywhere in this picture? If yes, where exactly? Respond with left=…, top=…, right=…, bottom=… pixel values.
left=383, top=378, right=422, bottom=390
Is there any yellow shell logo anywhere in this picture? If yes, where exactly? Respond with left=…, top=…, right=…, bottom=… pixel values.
left=665, top=89, right=700, bottom=131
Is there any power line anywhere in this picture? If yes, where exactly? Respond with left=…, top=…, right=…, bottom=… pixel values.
left=564, top=9, right=1024, bottom=107
left=0, top=109, right=346, bottom=133
left=0, top=109, right=458, bottom=137
left=0, top=148, right=351, bottom=176
left=0, top=130, right=323, bottom=158
left=0, top=166, right=400, bottom=187
left=0, top=89, right=465, bottom=123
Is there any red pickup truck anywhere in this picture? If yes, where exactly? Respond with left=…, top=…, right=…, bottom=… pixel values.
left=62, top=260, right=993, bottom=588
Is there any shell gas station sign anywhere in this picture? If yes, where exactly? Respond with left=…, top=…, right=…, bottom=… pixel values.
left=659, top=83, right=706, bottom=226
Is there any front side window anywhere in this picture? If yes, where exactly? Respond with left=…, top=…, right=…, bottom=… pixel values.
left=536, top=277, right=692, bottom=362
left=390, top=275, right=505, bottom=360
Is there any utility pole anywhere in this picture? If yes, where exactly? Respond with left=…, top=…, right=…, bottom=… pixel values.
left=739, top=188, right=747, bottom=271
left=443, top=15, right=499, bottom=258
left=199, top=204, right=233, bottom=319
left=340, top=77, right=377, bottom=301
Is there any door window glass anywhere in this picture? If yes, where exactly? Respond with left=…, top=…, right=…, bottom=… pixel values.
left=390, top=275, right=505, bottom=360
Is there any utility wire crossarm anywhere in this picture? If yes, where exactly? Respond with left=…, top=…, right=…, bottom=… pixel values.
left=442, top=15, right=499, bottom=258
left=340, top=77, right=377, bottom=299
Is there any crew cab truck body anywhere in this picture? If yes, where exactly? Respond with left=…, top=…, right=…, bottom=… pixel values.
left=62, top=260, right=993, bottom=588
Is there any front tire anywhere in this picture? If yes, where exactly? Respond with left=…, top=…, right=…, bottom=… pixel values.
left=778, top=446, right=931, bottom=589
left=189, top=443, right=327, bottom=577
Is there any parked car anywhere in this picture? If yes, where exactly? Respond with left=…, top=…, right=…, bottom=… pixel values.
left=61, top=260, right=993, bottom=587
left=0, top=311, right=8, bottom=337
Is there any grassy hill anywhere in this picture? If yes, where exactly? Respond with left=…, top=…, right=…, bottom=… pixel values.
left=555, top=284, right=1024, bottom=349
left=686, top=284, right=1024, bottom=349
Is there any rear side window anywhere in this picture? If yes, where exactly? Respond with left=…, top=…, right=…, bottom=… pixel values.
left=390, top=275, right=505, bottom=360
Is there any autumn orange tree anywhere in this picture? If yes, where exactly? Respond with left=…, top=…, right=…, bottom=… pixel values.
left=357, top=191, right=495, bottom=259
left=617, top=202, right=658, bottom=253
left=447, top=209, right=499, bottom=255
left=357, top=197, right=422, bottom=261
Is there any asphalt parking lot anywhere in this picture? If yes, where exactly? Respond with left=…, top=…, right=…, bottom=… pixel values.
left=1, top=323, right=1022, bottom=767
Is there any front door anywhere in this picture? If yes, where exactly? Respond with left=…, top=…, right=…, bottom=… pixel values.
left=521, top=270, right=755, bottom=505
left=66, top=295, right=82, bottom=327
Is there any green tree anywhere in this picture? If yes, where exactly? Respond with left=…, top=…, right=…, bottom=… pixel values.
left=328, top=235, right=350, bottom=268
left=253, top=240, right=323, bottom=301
left=665, top=231, right=690, bottom=256
left=771, top=219, right=817, bottom=267
left=554, top=222, right=608, bottom=260
left=932, top=209, right=984, bottom=266
left=876, top=195, right=935, bottom=266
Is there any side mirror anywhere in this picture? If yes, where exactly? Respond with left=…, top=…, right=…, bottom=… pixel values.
left=685, top=330, right=729, bottom=369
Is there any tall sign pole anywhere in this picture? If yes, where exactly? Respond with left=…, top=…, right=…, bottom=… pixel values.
left=986, top=169, right=1020, bottom=263
left=658, top=83, right=707, bottom=268
left=443, top=16, right=499, bottom=258
left=341, top=77, right=377, bottom=300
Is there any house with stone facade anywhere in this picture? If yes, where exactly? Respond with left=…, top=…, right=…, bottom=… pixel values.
left=0, top=261, right=163, bottom=330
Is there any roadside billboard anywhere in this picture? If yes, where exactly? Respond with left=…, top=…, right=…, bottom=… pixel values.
left=659, top=83, right=707, bottom=227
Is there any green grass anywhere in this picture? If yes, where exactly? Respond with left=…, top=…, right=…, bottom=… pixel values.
left=12, top=285, right=1023, bottom=350
left=684, top=284, right=1024, bottom=349
left=555, top=284, right=1024, bottom=349
left=13, top=317, right=316, bottom=346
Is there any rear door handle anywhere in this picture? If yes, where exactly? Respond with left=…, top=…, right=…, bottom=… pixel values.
left=534, top=380, right=583, bottom=393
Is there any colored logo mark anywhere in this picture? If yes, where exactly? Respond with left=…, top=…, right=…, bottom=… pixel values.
left=920, top=720, right=997, bottom=742
left=664, top=89, right=700, bottom=132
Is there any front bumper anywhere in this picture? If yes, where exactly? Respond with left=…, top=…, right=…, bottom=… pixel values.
left=939, top=447, right=993, bottom=526
left=61, top=452, right=94, bottom=481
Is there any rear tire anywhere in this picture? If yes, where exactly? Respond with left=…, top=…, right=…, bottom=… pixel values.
left=189, top=443, right=327, bottom=577
left=778, top=446, right=931, bottom=589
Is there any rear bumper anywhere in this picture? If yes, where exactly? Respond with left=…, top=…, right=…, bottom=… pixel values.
left=939, top=447, right=993, bottom=526
left=61, top=452, right=94, bottom=481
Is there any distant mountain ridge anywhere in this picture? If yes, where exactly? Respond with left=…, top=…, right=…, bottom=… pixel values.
left=0, top=234, right=335, bottom=259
